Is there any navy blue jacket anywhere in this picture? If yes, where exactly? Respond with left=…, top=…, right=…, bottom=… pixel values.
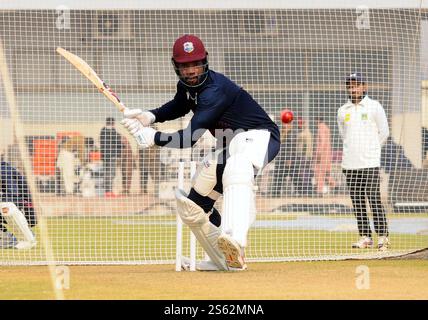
left=0, top=161, right=32, bottom=204
left=150, top=70, right=280, bottom=149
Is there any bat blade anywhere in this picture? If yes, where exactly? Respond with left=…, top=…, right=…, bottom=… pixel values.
left=56, top=47, right=126, bottom=112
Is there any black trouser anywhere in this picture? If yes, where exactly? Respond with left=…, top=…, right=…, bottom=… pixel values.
left=103, top=158, right=118, bottom=193
left=139, top=149, right=149, bottom=194
left=343, top=167, right=388, bottom=238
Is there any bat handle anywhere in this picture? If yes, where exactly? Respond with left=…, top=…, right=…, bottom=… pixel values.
left=118, top=104, right=127, bottom=113
left=122, top=107, right=151, bottom=127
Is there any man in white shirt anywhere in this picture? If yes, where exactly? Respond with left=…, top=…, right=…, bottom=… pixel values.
left=337, top=72, right=390, bottom=251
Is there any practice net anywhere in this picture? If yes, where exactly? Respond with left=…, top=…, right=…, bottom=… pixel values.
left=0, top=1, right=427, bottom=265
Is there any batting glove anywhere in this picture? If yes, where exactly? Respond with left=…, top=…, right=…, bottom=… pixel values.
left=121, top=118, right=156, bottom=148
left=123, top=108, right=156, bottom=127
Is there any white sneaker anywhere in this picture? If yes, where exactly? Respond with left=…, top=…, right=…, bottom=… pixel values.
left=217, top=234, right=247, bottom=270
left=14, top=240, right=37, bottom=250
left=378, top=236, right=390, bottom=251
left=180, top=256, right=219, bottom=271
left=181, top=256, right=246, bottom=272
left=351, top=236, right=374, bottom=249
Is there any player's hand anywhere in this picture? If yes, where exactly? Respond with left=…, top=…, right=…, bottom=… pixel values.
left=121, top=118, right=156, bottom=148
left=123, top=108, right=155, bottom=126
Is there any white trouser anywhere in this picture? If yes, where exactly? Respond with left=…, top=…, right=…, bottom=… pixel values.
left=221, top=130, right=270, bottom=247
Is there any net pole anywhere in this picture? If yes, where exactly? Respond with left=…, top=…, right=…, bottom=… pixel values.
left=0, top=39, right=64, bottom=300
left=175, top=161, right=185, bottom=271
left=189, top=161, right=197, bottom=271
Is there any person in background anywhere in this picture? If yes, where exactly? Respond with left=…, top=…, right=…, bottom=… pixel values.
left=381, top=136, right=413, bottom=174
left=1, top=161, right=37, bottom=249
left=337, top=72, right=390, bottom=251
left=296, top=117, right=313, bottom=160
left=272, top=121, right=297, bottom=197
left=313, top=116, right=336, bottom=195
left=56, top=136, right=80, bottom=195
left=295, top=117, right=314, bottom=195
left=99, top=117, right=123, bottom=198
left=422, top=127, right=428, bottom=167
left=120, top=135, right=134, bottom=195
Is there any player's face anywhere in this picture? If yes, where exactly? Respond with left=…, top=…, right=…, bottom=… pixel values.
left=347, top=81, right=367, bottom=101
left=176, top=61, right=205, bottom=86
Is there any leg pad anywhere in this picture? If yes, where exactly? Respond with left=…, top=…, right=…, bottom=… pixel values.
left=175, top=189, right=228, bottom=271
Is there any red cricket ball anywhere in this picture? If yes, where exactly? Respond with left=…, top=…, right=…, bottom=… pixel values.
left=281, top=109, right=294, bottom=124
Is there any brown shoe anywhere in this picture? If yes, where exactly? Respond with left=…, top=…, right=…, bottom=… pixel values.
left=217, top=234, right=247, bottom=270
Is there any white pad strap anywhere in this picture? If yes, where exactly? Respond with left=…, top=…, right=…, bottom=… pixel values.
left=222, top=154, right=256, bottom=248
left=175, top=189, right=228, bottom=271
left=192, top=150, right=222, bottom=200
left=1, top=203, right=36, bottom=245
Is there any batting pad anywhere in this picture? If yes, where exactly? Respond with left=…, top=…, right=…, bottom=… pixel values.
left=222, top=154, right=256, bottom=248
left=1, top=202, right=36, bottom=249
left=175, top=189, right=228, bottom=271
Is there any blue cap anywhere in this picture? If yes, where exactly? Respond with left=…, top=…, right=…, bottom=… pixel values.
left=345, top=72, right=365, bottom=83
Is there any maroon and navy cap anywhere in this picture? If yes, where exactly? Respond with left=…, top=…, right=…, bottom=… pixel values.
left=172, top=34, right=208, bottom=64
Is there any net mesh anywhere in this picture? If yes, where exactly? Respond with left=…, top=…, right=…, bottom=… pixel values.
left=0, top=4, right=427, bottom=265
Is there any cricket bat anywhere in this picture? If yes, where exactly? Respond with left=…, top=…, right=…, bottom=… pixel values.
left=56, top=47, right=126, bottom=112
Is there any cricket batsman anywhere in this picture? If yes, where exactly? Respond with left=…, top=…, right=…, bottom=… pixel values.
left=0, top=161, right=37, bottom=249
left=122, top=34, right=280, bottom=270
